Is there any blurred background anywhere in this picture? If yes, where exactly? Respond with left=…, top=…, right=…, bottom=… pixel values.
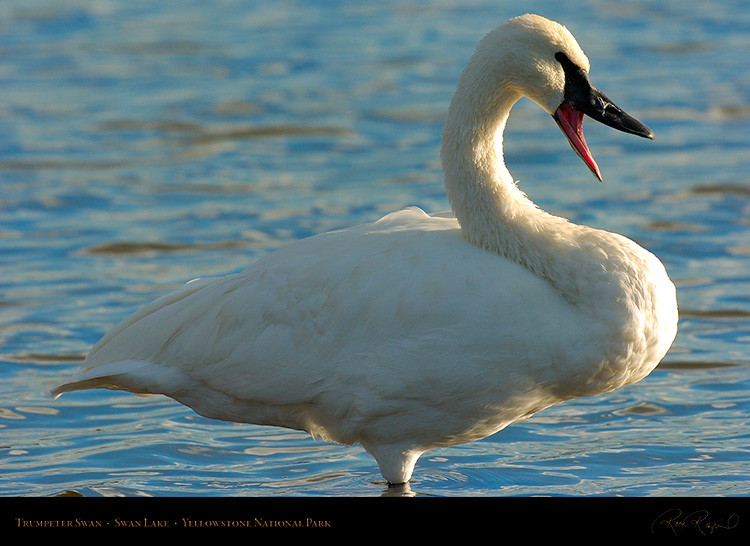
left=1, top=0, right=749, bottom=497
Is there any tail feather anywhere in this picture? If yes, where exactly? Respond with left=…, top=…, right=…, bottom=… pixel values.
left=51, top=359, right=194, bottom=398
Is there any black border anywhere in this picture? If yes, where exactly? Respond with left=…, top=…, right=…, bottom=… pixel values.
left=4, top=496, right=749, bottom=539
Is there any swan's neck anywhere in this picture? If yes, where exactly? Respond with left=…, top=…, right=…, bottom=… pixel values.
left=436, top=23, right=677, bottom=394
left=441, top=76, right=587, bottom=298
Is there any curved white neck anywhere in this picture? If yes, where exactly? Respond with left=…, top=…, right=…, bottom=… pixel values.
left=440, top=70, right=585, bottom=299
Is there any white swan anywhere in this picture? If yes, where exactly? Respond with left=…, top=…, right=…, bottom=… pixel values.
left=53, top=14, right=678, bottom=485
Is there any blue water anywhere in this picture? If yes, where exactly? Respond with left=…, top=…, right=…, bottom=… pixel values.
left=2, top=0, right=749, bottom=497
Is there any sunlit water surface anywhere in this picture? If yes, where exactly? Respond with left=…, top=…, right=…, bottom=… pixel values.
left=2, top=0, right=750, bottom=497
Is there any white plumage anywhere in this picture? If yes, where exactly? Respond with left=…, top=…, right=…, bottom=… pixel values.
left=53, top=14, right=678, bottom=485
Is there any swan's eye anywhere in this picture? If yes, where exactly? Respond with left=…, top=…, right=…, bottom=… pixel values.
left=555, top=51, right=592, bottom=107
left=555, top=51, right=586, bottom=78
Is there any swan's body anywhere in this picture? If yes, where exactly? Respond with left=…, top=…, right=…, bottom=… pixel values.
left=53, top=15, right=678, bottom=485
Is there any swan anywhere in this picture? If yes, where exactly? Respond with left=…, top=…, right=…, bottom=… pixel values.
left=52, top=14, right=678, bottom=485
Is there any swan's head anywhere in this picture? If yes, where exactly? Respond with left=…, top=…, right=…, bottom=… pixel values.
left=471, top=14, right=654, bottom=181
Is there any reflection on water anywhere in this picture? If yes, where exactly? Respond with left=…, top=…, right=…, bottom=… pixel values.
left=2, top=0, right=750, bottom=496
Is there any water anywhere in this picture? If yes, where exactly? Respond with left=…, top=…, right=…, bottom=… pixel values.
left=2, top=0, right=749, bottom=498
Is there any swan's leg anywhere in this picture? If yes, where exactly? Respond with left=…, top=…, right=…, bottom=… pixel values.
left=362, top=442, right=423, bottom=484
